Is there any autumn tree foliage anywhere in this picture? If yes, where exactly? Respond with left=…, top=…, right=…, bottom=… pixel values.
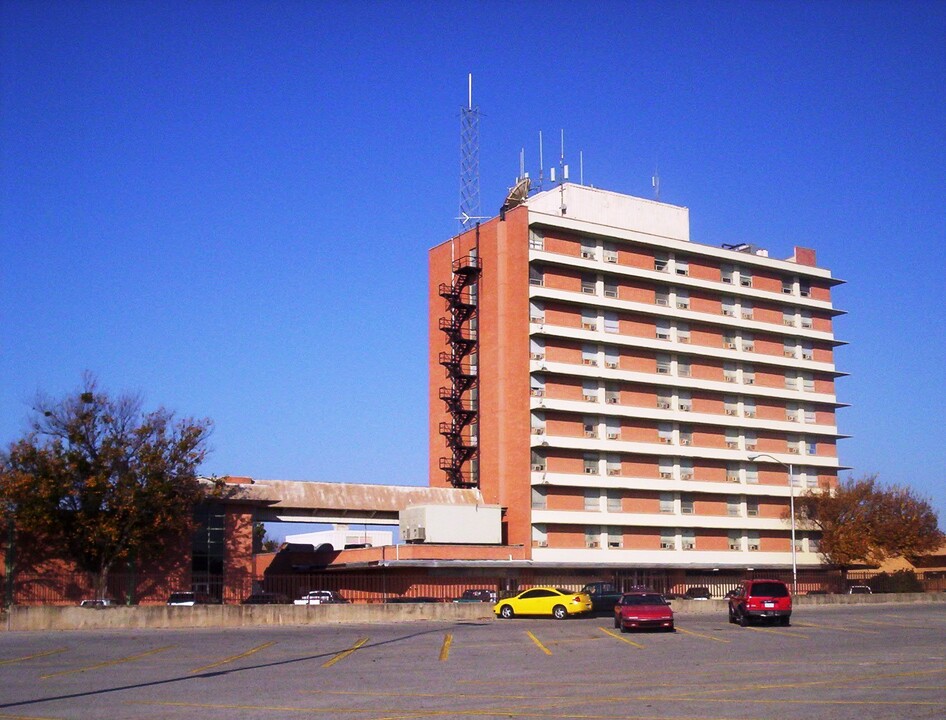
left=796, top=474, right=944, bottom=570
left=0, top=375, right=214, bottom=599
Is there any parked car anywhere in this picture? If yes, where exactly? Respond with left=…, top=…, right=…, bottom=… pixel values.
left=384, top=596, right=441, bottom=603
left=580, top=581, right=623, bottom=613
left=79, top=599, right=115, bottom=608
left=613, top=592, right=674, bottom=632
left=683, top=587, right=712, bottom=600
left=167, top=591, right=217, bottom=606
left=242, top=592, right=291, bottom=605
left=848, top=585, right=873, bottom=595
left=728, top=579, right=792, bottom=626
left=453, top=588, right=497, bottom=603
left=294, top=590, right=349, bottom=605
left=494, top=587, right=592, bottom=620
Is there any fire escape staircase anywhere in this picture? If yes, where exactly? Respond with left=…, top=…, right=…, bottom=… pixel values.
left=438, top=254, right=481, bottom=488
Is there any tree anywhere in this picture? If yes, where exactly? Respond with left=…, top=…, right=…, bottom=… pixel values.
left=253, top=522, right=281, bottom=553
left=0, top=374, right=215, bottom=600
left=796, top=474, right=944, bottom=571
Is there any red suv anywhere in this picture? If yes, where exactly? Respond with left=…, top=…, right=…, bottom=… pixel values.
left=728, top=579, right=792, bottom=627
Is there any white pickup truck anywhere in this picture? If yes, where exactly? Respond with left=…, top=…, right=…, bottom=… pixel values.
left=293, top=590, right=348, bottom=605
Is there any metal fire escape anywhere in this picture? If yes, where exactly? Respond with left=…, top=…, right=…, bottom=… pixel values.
left=438, top=251, right=482, bottom=488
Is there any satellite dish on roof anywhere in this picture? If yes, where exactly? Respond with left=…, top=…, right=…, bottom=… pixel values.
left=502, top=176, right=531, bottom=211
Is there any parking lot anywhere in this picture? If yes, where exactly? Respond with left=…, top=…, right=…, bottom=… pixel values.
left=1, top=603, right=945, bottom=719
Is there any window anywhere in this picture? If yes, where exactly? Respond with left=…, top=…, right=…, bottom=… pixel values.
left=580, top=240, right=596, bottom=259
left=679, top=459, right=693, bottom=481
left=747, top=531, right=760, bottom=551
left=785, top=403, right=799, bottom=421
left=746, top=500, right=759, bottom=517
left=743, top=366, right=756, bottom=386
left=728, top=532, right=742, bottom=551
left=744, top=431, right=757, bottom=451
left=655, top=287, right=670, bottom=306
left=782, top=309, right=795, bottom=327
left=681, top=529, right=695, bottom=550
left=783, top=340, right=796, bottom=358
left=529, top=266, right=544, bottom=286
left=654, top=253, right=669, bottom=272
left=725, top=429, right=739, bottom=449
left=677, top=358, right=692, bottom=378
left=605, top=384, right=620, bottom=404
left=740, top=300, right=753, bottom=320
left=581, top=308, right=597, bottom=330
left=581, top=275, right=597, bottom=294
left=739, top=268, right=753, bottom=287
left=800, top=310, right=813, bottom=329
left=659, top=530, right=676, bottom=550
left=658, top=423, right=673, bottom=444
left=582, top=380, right=597, bottom=403
left=529, top=231, right=544, bottom=250
left=801, top=343, right=814, bottom=361
left=531, top=487, right=547, bottom=510
left=743, top=398, right=756, bottom=418
left=677, top=390, right=692, bottom=412
left=603, top=243, right=618, bottom=263
left=532, top=527, right=548, bottom=547
left=583, top=454, right=600, bottom=475
left=583, top=416, right=597, bottom=438
left=782, top=278, right=794, bottom=294
left=680, top=495, right=694, bottom=514
left=656, top=319, right=671, bottom=340
left=657, top=388, right=672, bottom=409
left=726, top=462, right=740, bottom=483
left=724, top=396, right=738, bottom=417
left=530, top=300, right=545, bottom=324
left=603, top=312, right=619, bottom=333
left=607, top=526, right=623, bottom=549
left=799, top=280, right=811, bottom=297
left=727, top=497, right=740, bottom=516
left=658, top=458, right=673, bottom=480
left=741, top=332, right=754, bottom=352
left=676, top=289, right=690, bottom=309
left=802, top=373, right=815, bottom=392
left=675, top=258, right=690, bottom=276
left=722, top=297, right=736, bottom=317
left=804, top=407, right=816, bottom=423
left=605, top=420, right=621, bottom=440
left=808, top=535, right=820, bottom=553
left=606, top=454, right=622, bottom=476
left=585, top=527, right=601, bottom=548
left=656, top=354, right=672, bottom=375
left=721, top=265, right=734, bottom=284
left=581, top=344, right=598, bottom=366
left=530, top=338, right=545, bottom=360
left=803, top=466, right=819, bottom=488
left=785, top=373, right=798, bottom=390
left=530, top=450, right=546, bottom=472
left=606, top=490, right=622, bottom=512
left=677, top=323, right=691, bottom=344
left=531, top=413, right=546, bottom=436
left=604, top=348, right=619, bottom=369
left=679, top=426, right=693, bottom=446
left=530, top=376, right=546, bottom=397
left=745, top=464, right=759, bottom=485
left=604, top=281, right=618, bottom=298
left=659, top=494, right=673, bottom=515
left=724, top=363, right=738, bottom=383
left=584, top=487, right=600, bottom=510
left=724, top=332, right=737, bottom=349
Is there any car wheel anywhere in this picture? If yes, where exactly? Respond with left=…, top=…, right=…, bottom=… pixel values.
left=780, top=616, right=791, bottom=627
left=499, top=605, right=514, bottom=619
left=667, top=624, right=674, bottom=632
left=613, top=615, right=620, bottom=629
left=552, top=605, right=568, bottom=620
left=620, top=622, right=628, bottom=633
left=738, top=609, right=748, bottom=627
left=728, top=605, right=736, bottom=624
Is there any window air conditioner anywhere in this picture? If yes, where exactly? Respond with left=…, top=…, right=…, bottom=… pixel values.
left=607, top=432, right=619, bottom=439
left=729, top=543, right=741, bottom=551
left=605, top=361, right=618, bottom=368
left=587, top=541, right=600, bottom=548
left=657, top=402, right=671, bottom=409
left=531, top=464, right=545, bottom=472
left=607, top=469, right=621, bottom=476
left=659, top=472, right=673, bottom=479
left=656, top=298, right=669, bottom=306
left=681, top=439, right=692, bottom=446
left=726, top=409, right=737, bottom=416
left=606, top=397, right=619, bottom=404
left=605, top=256, right=617, bottom=264
left=581, top=251, right=595, bottom=259
left=660, top=542, right=674, bottom=549
left=531, top=428, right=545, bottom=435
left=530, top=353, right=544, bottom=360
left=584, top=467, right=598, bottom=474
left=682, top=543, right=695, bottom=550
left=748, top=543, right=760, bottom=551
left=723, top=309, right=735, bottom=316
left=582, top=359, right=598, bottom=366
left=680, top=473, right=694, bottom=480
left=788, top=447, right=799, bottom=454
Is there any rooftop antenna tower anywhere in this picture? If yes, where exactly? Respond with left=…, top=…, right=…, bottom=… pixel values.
left=458, top=74, right=485, bottom=230
left=537, top=131, right=544, bottom=191
left=652, top=158, right=660, bottom=201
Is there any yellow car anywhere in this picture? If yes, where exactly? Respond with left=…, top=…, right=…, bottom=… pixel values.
left=494, top=587, right=593, bottom=619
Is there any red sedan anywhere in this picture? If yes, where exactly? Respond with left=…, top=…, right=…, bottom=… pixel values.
left=613, top=592, right=674, bottom=632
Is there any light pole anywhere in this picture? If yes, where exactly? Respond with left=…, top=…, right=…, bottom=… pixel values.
left=749, top=454, right=797, bottom=596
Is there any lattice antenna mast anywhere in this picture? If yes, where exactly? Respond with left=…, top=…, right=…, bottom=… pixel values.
left=459, top=74, right=484, bottom=230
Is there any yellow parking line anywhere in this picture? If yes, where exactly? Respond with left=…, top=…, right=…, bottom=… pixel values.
left=321, top=637, right=368, bottom=668
left=675, top=626, right=730, bottom=643
left=0, top=647, right=68, bottom=666
left=599, top=626, right=644, bottom=648
left=525, top=630, right=552, bottom=655
left=745, top=626, right=808, bottom=639
left=438, top=633, right=453, bottom=661
left=793, top=621, right=879, bottom=634
left=40, top=645, right=174, bottom=679
left=190, top=641, right=276, bottom=674
left=0, top=712, right=68, bottom=720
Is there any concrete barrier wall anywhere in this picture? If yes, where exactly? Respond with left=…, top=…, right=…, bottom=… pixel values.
left=4, top=592, right=944, bottom=631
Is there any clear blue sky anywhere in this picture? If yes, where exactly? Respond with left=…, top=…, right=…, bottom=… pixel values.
left=2, top=1, right=945, bottom=528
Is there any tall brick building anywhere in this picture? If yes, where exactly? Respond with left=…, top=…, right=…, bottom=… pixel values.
left=430, top=182, right=845, bottom=572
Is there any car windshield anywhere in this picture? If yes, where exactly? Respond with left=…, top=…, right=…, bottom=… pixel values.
left=622, top=594, right=667, bottom=606
left=554, top=588, right=572, bottom=595
left=751, top=582, right=789, bottom=597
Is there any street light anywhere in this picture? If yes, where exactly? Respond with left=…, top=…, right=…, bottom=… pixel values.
left=749, top=454, right=797, bottom=596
